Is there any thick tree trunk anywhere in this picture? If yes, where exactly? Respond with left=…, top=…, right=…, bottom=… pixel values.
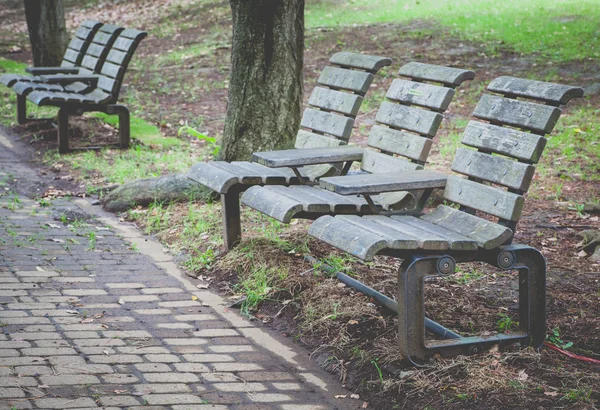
left=23, top=0, right=68, bottom=67
left=221, top=0, right=304, bottom=161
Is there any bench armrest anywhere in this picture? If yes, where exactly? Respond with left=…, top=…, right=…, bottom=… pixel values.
left=39, top=74, right=98, bottom=86
left=25, top=67, right=80, bottom=75
left=252, top=145, right=364, bottom=168
left=319, top=170, right=448, bottom=195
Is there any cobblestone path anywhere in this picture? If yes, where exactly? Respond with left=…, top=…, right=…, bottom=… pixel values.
left=0, top=131, right=354, bottom=410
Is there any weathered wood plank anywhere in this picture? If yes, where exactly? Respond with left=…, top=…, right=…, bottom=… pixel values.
left=376, top=101, right=443, bottom=137
left=317, top=66, right=374, bottom=94
left=68, top=38, right=86, bottom=53
left=100, top=62, right=124, bottom=79
left=398, top=62, right=475, bottom=87
left=85, top=43, right=105, bottom=57
left=308, top=215, right=403, bottom=261
left=253, top=145, right=364, bottom=168
left=308, top=87, right=363, bottom=116
left=461, top=121, right=547, bottom=163
left=386, top=79, right=455, bottom=111
left=97, top=76, right=117, bottom=94
left=452, top=148, right=536, bottom=191
left=106, top=49, right=129, bottom=66
left=62, top=49, right=79, bottom=64
left=300, top=108, right=354, bottom=139
left=421, top=205, right=513, bottom=249
left=367, top=125, right=432, bottom=161
left=321, top=169, right=446, bottom=195
left=75, top=27, right=94, bottom=40
left=443, top=175, right=525, bottom=221
left=242, top=186, right=306, bottom=223
left=473, top=94, right=561, bottom=134
left=294, top=130, right=344, bottom=149
left=360, top=149, right=421, bottom=174
left=487, top=76, right=584, bottom=106
left=329, top=52, right=392, bottom=72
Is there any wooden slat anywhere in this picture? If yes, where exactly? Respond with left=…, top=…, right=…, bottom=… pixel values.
left=111, top=37, right=136, bottom=52
left=308, top=87, right=363, bottom=116
left=322, top=169, right=444, bottom=196
left=398, top=62, right=475, bottom=87
left=106, top=49, right=129, bottom=66
left=62, top=49, right=79, bottom=64
left=97, top=76, right=117, bottom=94
left=68, top=38, right=86, bottom=53
left=421, top=205, right=513, bottom=249
left=373, top=191, right=415, bottom=211
left=308, top=215, right=393, bottom=261
left=367, top=124, right=432, bottom=161
left=120, top=29, right=147, bottom=40
left=329, top=52, right=392, bottom=72
left=317, top=66, right=374, bottom=94
left=443, top=175, right=525, bottom=221
left=473, top=94, right=561, bottom=134
left=386, top=79, right=455, bottom=111
left=85, top=43, right=105, bottom=58
left=242, top=186, right=307, bottom=222
left=81, top=20, right=102, bottom=30
left=376, top=101, right=443, bottom=137
left=462, top=121, right=547, bottom=163
left=80, top=55, right=99, bottom=72
left=93, top=32, right=114, bottom=46
left=487, top=76, right=584, bottom=106
left=360, top=149, right=422, bottom=174
left=75, top=27, right=93, bottom=40
left=253, top=145, right=363, bottom=168
left=100, top=62, right=124, bottom=79
left=452, top=148, right=536, bottom=191
left=294, top=130, right=344, bottom=149
left=300, top=108, right=354, bottom=139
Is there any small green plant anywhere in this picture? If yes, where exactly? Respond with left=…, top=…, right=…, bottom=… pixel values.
left=323, top=302, right=341, bottom=321
left=184, top=248, right=216, bottom=271
left=38, top=198, right=51, bottom=207
left=547, top=327, right=573, bottom=350
left=562, top=388, right=591, bottom=403
left=178, top=124, right=220, bottom=157
left=497, top=313, right=517, bottom=332
left=371, top=357, right=384, bottom=381
left=86, top=232, right=97, bottom=250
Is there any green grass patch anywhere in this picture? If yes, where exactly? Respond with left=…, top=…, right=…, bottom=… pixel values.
left=305, top=0, right=600, bottom=61
left=91, top=112, right=182, bottom=148
left=0, top=57, right=27, bottom=72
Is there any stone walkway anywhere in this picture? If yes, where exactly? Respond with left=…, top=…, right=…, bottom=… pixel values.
left=0, top=131, right=356, bottom=410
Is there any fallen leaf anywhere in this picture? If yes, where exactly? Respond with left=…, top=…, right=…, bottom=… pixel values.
left=196, top=283, right=209, bottom=289
left=47, top=223, right=61, bottom=229
left=544, top=391, right=559, bottom=397
left=362, top=402, right=369, bottom=408
left=35, top=266, right=45, bottom=271
left=114, top=389, right=128, bottom=394
left=348, top=320, right=359, bottom=325
left=81, top=318, right=94, bottom=324
left=37, top=384, right=49, bottom=389
left=191, top=295, right=199, bottom=301
left=334, top=395, right=347, bottom=399
left=65, top=310, right=79, bottom=315
left=50, top=238, right=65, bottom=243
left=350, top=394, right=360, bottom=399
left=517, top=370, right=528, bottom=381
left=118, top=299, right=125, bottom=305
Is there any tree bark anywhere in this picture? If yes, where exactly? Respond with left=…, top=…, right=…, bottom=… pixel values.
left=23, top=0, right=68, bottom=67
left=221, top=0, right=304, bottom=161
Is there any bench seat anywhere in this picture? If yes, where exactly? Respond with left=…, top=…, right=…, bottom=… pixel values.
left=309, top=205, right=514, bottom=260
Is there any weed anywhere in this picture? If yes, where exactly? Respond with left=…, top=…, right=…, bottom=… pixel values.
left=562, top=388, right=592, bottom=403
left=497, top=313, right=517, bottom=332
left=179, top=124, right=220, bottom=157
left=87, top=232, right=96, bottom=250
left=547, top=327, right=573, bottom=350
left=371, top=357, right=383, bottom=381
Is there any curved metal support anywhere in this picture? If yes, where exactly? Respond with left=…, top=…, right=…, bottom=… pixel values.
left=397, top=246, right=546, bottom=365
left=106, top=104, right=130, bottom=149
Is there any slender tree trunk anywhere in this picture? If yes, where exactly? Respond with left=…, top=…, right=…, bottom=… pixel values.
left=222, top=0, right=304, bottom=161
left=23, top=0, right=68, bottom=67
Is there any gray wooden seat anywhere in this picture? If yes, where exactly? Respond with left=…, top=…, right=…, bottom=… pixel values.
left=10, top=24, right=123, bottom=98
left=187, top=52, right=392, bottom=249
left=241, top=63, right=475, bottom=223
left=0, top=20, right=103, bottom=88
left=309, top=76, right=584, bottom=363
left=22, top=29, right=147, bottom=154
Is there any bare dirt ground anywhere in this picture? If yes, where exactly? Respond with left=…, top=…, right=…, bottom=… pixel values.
left=1, top=1, right=599, bottom=409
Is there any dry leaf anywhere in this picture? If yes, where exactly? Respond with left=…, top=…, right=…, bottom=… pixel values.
left=196, top=283, right=209, bottom=289
left=350, top=394, right=360, bottom=399
left=50, top=238, right=65, bottom=243
left=81, top=318, right=94, bottom=324
left=362, top=402, right=369, bottom=408
left=47, top=223, right=61, bottom=229
left=334, top=395, right=347, bottom=399
left=114, top=389, right=128, bottom=394
left=544, top=391, right=559, bottom=397
left=118, top=299, right=125, bottom=305
left=517, top=370, right=529, bottom=381
left=191, top=295, right=199, bottom=301
left=35, top=266, right=45, bottom=271
left=348, top=320, right=359, bottom=325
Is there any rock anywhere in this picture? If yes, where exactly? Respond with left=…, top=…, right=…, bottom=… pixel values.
left=102, top=174, right=213, bottom=213
left=584, top=83, right=600, bottom=96
left=578, top=230, right=600, bottom=262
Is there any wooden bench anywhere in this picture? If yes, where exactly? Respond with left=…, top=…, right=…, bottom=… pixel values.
left=241, top=63, right=475, bottom=223
left=0, top=20, right=103, bottom=88
left=9, top=24, right=124, bottom=125
left=308, top=76, right=584, bottom=364
left=23, top=28, right=147, bottom=154
left=187, top=52, right=392, bottom=249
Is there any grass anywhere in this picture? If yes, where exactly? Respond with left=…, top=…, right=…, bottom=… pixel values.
left=305, top=0, right=600, bottom=62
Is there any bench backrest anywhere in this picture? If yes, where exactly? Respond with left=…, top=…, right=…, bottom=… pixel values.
left=91, top=29, right=148, bottom=102
left=60, top=20, right=103, bottom=68
left=362, top=63, right=475, bottom=209
left=294, top=52, right=392, bottom=150
left=444, top=76, right=584, bottom=231
left=78, top=24, right=124, bottom=75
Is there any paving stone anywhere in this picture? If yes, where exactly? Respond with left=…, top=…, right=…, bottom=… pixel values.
left=143, top=373, right=200, bottom=383
left=155, top=323, right=193, bottom=329
left=134, top=363, right=172, bottom=373
left=0, top=387, right=27, bottom=398
left=249, top=393, right=292, bottom=402
left=88, top=354, right=144, bottom=364
left=40, top=374, right=100, bottom=386
left=212, top=363, right=264, bottom=372
left=134, top=308, right=172, bottom=315
left=99, top=395, right=141, bottom=406
left=173, top=363, right=210, bottom=373
left=141, top=287, right=183, bottom=294
left=117, top=347, right=170, bottom=354
left=213, top=382, right=267, bottom=392
left=35, top=397, right=97, bottom=408
left=101, top=373, right=139, bottom=384
left=102, top=330, right=152, bottom=338
left=0, top=376, right=38, bottom=387
left=158, top=300, right=202, bottom=308
left=209, top=345, right=255, bottom=353
left=192, top=329, right=239, bottom=338
left=134, top=383, right=191, bottom=393
left=144, top=354, right=181, bottom=363
left=173, top=314, right=217, bottom=321
left=240, top=372, right=296, bottom=382
left=73, top=338, right=125, bottom=347
left=106, top=283, right=145, bottom=289
left=13, top=366, right=54, bottom=376
left=118, top=295, right=160, bottom=303
left=171, top=406, right=229, bottom=410
left=22, top=347, right=77, bottom=356
left=63, top=289, right=107, bottom=296
left=164, top=338, right=208, bottom=346
left=143, top=394, right=205, bottom=405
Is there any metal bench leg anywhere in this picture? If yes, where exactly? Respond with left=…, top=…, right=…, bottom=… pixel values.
left=57, top=108, right=70, bottom=154
left=17, top=94, right=27, bottom=125
left=107, top=104, right=130, bottom=149
left=221, top=189, right=242, bottom=250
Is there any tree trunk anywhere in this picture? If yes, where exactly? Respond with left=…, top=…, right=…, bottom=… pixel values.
left=221, top=0, right=304, bottom=161
left=23, top=0, right=68, bottom=67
